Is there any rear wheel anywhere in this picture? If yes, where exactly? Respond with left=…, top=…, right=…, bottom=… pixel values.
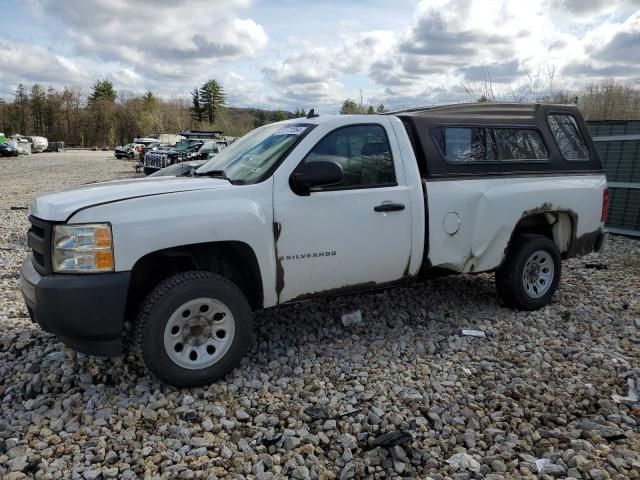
left=495, top=234, right=561, bottom=310
left=135, top=271, right=253, bottom=387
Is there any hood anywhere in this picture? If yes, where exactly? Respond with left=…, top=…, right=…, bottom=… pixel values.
left=147, top=148, right=174, bottom=155
left=152, top=148, right=190, bottom=156
left=31, top=176, right=230, bottom=221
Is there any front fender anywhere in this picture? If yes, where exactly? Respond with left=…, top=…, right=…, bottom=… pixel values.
left=68, top=180, right=278, bottom=307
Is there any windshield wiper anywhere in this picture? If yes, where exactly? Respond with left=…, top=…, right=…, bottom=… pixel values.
left=195, top=169, right=229, bottom=180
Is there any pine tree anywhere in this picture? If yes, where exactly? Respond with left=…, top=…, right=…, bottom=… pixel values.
left=88, top=80, right=116, bottom=145
left=88, top=79, right=116, bottom=104
left=30, top=84, right=46, bottom=133
left=340, top=99, right=360, bottom=114
left=142, top=90, right=156, bottom=108
left=190, top=87, right=203, bottom=122
left=13, top=84, right=29, bottom=133
left=253, top=110, right=267, bottom=128
left=272, top=111, right=287, bottom=122
left=199, top=79, right=225, bottom=124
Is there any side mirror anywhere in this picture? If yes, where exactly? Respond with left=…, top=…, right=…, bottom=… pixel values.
left=291, top=161, right=343, bottom=196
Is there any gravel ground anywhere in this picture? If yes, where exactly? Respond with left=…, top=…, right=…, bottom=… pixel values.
left=0, top=152, right=638, bottom=480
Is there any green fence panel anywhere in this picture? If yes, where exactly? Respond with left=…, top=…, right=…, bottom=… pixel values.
left=588, top=120, right=640, bottom=236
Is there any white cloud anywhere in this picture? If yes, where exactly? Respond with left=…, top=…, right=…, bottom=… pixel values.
left=260, top=0, right=640, bottom=110
left=25, top=0, right=267, bottom=83
left=6, top=0, right=640, bottom=110
left=0, top=41, right=90, bottom=96
left=261, top=30, right=395, bottom=107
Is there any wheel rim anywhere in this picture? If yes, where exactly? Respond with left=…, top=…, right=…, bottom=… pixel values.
left=163, top=297, right=235, bottom=370
left=522, top=250, right=554, bottom=299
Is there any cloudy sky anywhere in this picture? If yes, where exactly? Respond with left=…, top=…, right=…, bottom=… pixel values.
left=1, top=0, right=639, bottom=112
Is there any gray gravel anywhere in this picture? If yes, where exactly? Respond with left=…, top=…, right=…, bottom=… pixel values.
left=1, top=152, right=639, bottom=479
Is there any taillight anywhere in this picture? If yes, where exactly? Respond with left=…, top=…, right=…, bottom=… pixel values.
left=601, top=187, right=609, bottom=223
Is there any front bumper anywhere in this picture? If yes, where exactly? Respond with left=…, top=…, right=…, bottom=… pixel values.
left=143, top=166, right=161, bottom=175
left=20, top=255, right=130, bottom=356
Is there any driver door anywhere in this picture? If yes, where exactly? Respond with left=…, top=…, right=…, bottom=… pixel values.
left=273, top=120, right=412, bottom=303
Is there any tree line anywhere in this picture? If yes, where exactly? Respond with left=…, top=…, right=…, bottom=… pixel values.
left=0, top=79, right=300, bottom=146
left=340, top=99, right=387, bottom=115
left=2, top=75, right=636, bottom=147
left=461, top=70, right=640, bottom=120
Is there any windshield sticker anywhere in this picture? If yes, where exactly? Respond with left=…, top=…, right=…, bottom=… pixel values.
left=273, top=126, right=308, bottom=136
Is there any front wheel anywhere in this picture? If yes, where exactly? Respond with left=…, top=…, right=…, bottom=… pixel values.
left=135, top=271, right=253, bottom=387
left=495, top=234, right=561, bottom=310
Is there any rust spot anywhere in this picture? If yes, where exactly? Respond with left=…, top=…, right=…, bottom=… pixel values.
left=520, top=202, right=555, bottom=218
left=289, top=281, right=382, bottom=303
left=273, top=222, right=284, bottom=303
left=273, top=221, right=281, bottom=242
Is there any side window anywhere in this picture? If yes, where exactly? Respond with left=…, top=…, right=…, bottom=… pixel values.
left=548, top=114, right=590, bottom=161
left=303, top=124, right=396, bottom=188
left=433, top=127, right=497, bottom=162
left=493, top=128, right=549, bottom=160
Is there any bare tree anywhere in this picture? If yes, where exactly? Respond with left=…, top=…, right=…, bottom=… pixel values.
left=460, top=68, right=498, bottom=103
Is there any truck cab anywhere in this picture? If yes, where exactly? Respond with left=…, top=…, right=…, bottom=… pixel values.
left=21, top=104, right=608, bottom=387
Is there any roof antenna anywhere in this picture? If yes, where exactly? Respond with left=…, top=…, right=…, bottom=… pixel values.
left=306, top=108, right=319, bottom=118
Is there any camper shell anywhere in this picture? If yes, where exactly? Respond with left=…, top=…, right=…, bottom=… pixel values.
left=395, top=103, right=604, bottom=179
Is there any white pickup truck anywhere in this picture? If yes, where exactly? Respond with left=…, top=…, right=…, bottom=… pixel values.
left=21, top=103, right=608, bottom=387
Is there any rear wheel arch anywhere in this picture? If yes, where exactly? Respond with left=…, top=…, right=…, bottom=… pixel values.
left=502, top=210, right=575, bottom=266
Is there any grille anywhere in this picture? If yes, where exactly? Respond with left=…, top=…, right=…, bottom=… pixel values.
left=28, top=216, right=53, bottom=275
left=145, top=153, right=168, bottom=168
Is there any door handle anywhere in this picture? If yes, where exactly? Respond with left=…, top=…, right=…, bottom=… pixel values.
left=374, top=203, right=405, bottom=212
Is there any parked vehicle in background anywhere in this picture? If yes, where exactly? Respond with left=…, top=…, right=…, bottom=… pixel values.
left=135, top=142, right=163, bottom=171
left=134, top=137, right=160, bottom=146
left=143, top=140, right=226, bottom=175
left=114, top=138, right=157, bottom=159
left=28, top=136, right=48, bottom=153
left=0, top=143, right=19, bottom=157
left=149, top=160, right=206, bottom=177
left=155, top=133, right=185, bottom=146
left=10, top=137, right=32, bottom=154
left=138, top=142, right=162, bottom=158
left=20, top=103, right=608, bottom=387
left=114, top=143, right=138, bottom=159
left=45, top=141, right=64, bottom=152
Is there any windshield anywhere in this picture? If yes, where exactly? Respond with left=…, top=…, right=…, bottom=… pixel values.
left=196, top=123, right=312, bottom=183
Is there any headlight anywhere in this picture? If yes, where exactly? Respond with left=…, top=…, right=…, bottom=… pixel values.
left=52, top=224, right=114, bottom=273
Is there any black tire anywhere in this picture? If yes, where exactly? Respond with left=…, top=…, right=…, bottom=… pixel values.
left=135, top=271, right=253, bottom=387
left=495, top=234, right=561, bottom=310
left=115, top=155, right=123, bottom=159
